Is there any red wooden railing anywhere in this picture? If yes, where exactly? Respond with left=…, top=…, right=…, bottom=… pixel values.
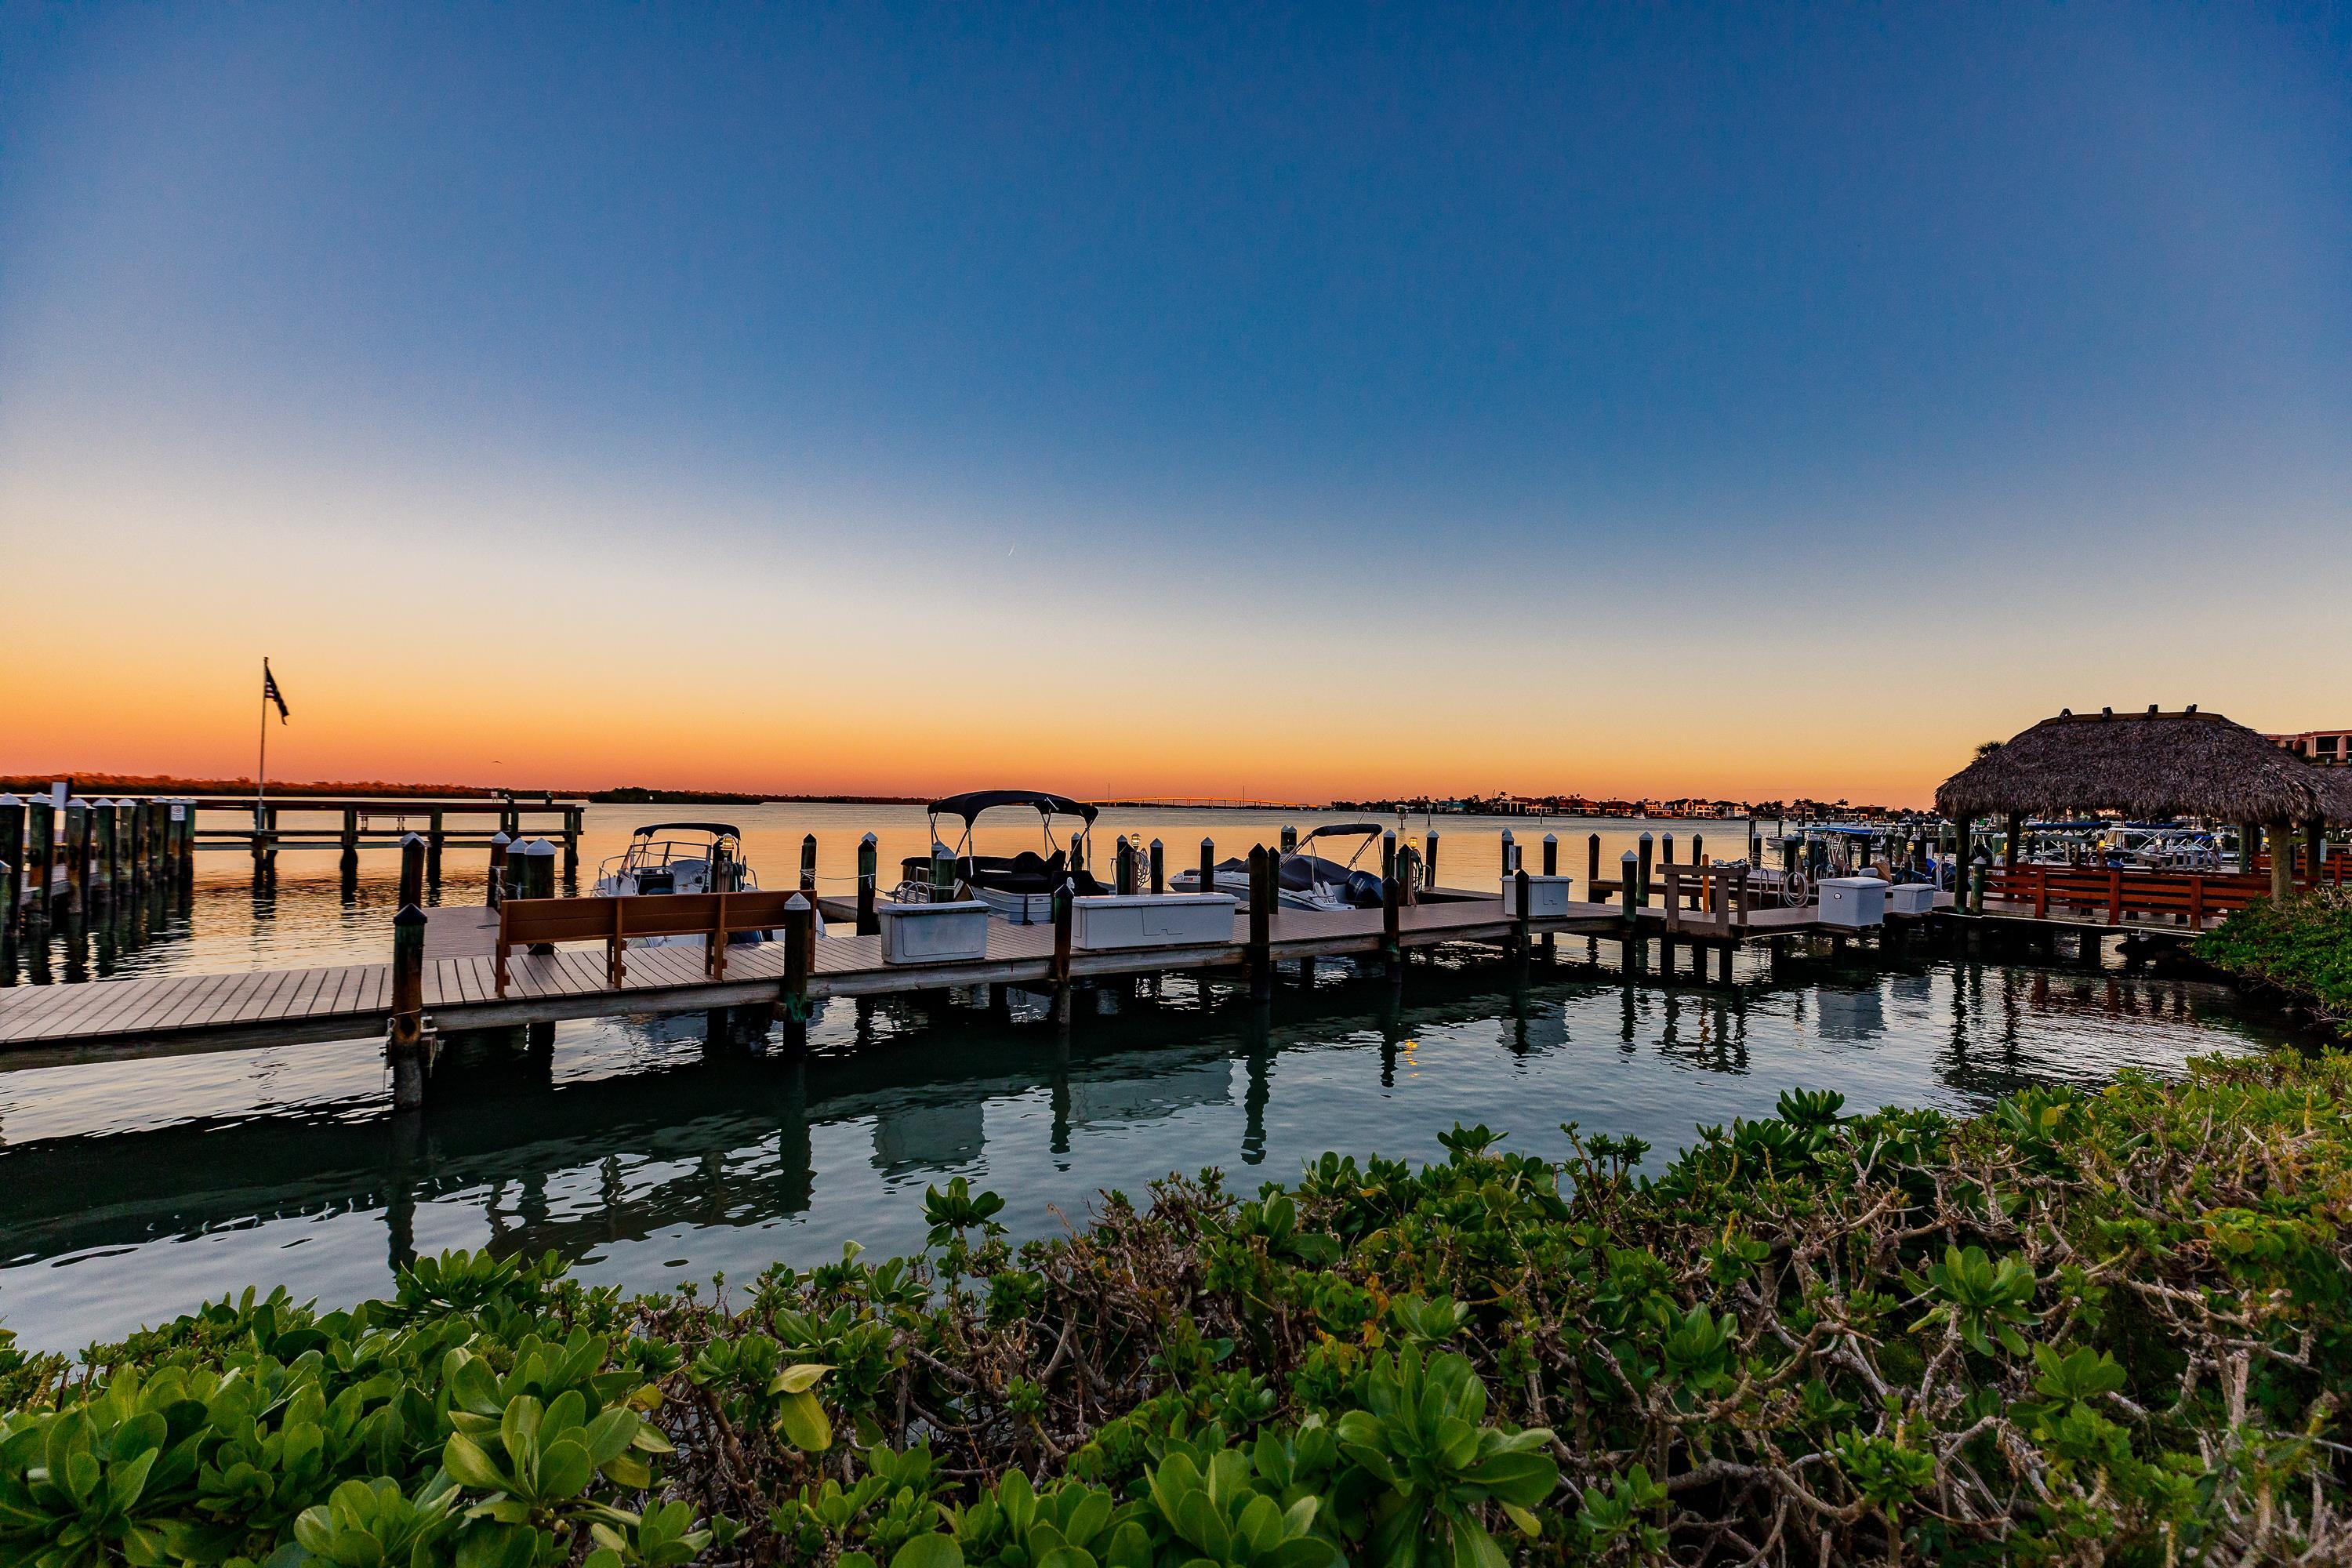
left=1982, top=866, right=2328, bottom=927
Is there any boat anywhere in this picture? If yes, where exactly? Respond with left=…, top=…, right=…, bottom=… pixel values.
left=592, top=822, right=817, bottom=946
left=897, top=791, right=1106, bottom=924
left=1169, top=822, right=1388, bottom=911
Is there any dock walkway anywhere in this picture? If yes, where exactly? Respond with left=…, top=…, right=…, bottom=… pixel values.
left=0, top=890, right=1969, bottom=1070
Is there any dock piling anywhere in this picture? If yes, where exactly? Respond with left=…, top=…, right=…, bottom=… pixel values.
left=1116, top=837, right=1136, bottom=895
left=1247, top=846, right=1272, bottom=999
left=1500, top=828, right=1515, bottom=880
left=1382, top=829, right=1397, bottom=884
left=339, top=808, right=361, bottom=883
left=398, top=832, right=426, bottom=909
left=1424, top=830, right=1439, bottom=888
left=1200, top=837, right=1215, bottom=895
left=387, top=902, right=429, bottom=1110
left=426, top=808, right=446, bottom=886
left=782, top=894, right=813, bottom=1030
left=562, top=807, right=582, bottom=885
left=62, top=798, right=89, bottom=929
left=856, top=834, right=880, bottom=935
left=1620, top=851, right=1642, bottom=972
left=1051, top=879, right=1076, bottom=1025
left=486, top=833, right=510, bottom=908
left=800, top=833, right=818, bottom=891
left=1637, top=832, right=1653, bottom=906
left=1149, top=838, right=1164, bottom=894
left=1381, top=873, right=1401, bottom=975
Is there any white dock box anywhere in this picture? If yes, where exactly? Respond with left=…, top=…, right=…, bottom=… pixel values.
left=876, top=900, right=992, bottom=964
left=1817, top=877, right=1889, bottom=928
left=1885, top=883, right=1936, bottom=916
left=1499, top=874, right=1575, bottom=917
left=1072, top=893, right=1236, bottom=951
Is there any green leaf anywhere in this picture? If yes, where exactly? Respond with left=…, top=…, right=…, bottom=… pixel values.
left=768, top=1363, right=833, bottom=1396
left=537, top=1437, right=594, bottom=1502
left=776, top=1388, right=832, bottom=1453
left=441, top=1433, right=510, bottom=1494
left=891, top=1534, right=966, bottom=1568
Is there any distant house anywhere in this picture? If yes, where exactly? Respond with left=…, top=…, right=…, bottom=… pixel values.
left=2267, top=728, right=2352, bottom=766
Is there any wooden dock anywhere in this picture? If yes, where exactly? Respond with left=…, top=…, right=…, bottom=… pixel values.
left=0, top=891, right=1926, bottom=1071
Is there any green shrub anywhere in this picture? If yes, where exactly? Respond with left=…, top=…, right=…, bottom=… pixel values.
left=13, top=1058, right=2352, bottom=1564
left=2198, top=890, right=2352, bottom=1037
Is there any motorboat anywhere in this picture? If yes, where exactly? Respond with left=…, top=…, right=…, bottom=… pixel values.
left=1169, top=822, right=1388, bottom=912
left=592, top=822, right=818, bottom=946
left=897, top=790, right=1106, bottom=924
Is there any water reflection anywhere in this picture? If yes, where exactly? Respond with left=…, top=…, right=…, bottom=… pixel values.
left=0, top=956, right=2297, bottom=1352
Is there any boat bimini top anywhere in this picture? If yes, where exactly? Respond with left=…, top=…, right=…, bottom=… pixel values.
left=924, top=790, right=1105, bottom=898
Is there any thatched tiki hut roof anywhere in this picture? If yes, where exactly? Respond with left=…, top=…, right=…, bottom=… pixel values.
left=1935, top=707, right=2334, bottom=826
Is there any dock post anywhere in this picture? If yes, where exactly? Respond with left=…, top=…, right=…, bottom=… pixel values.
left=856, top=833, right=880, bottom=935
left=1692, top=833, right=1704, bottom=864
left=562, top=807, right=582, bottom=886
left=1382, top=829, right=1397, bottom=885
left=177, top=799, right=198, bottom=894
left=1661, top=831, right=1675, bottom=869
left=1116, top=836, right=1136, bottom=895
left=486, top=832, right=510, bottom=908
left=1247, top=846, right=1272, bottom=1000
left=1279, top=824, right=1298, bottom=855
left=1500, top=828, right=1515, bottom=880
left=1424, top=830, right=1439, bottom=889
left=61, top=797, right=89, bottom=930
left=1512, top=869, right=1532, bottom=969
left=1587, top=833, right=1600, bottom=894
left=1619, top=851, right=1642, bottom=973
left=781, top=894, right=812, bottom=1037
left=0, top=797, right=15, bottom=923
left=930, top=840, right=956, bottom=904
left=93, top=801, right=118, bottom=923
left=1382, top=873, right=1401, bottom=975
left=398, top=832, right=426, bottom=909
left=1149, top=837, right=1165, bottom=894
left=24, top=796, right=52, bottom=935
left=1051, top=878, right=1076, bottom=1025
left=800, top=833, right=818, bottom=891
left=1637, top=832, right=1653, bottom=906
left=387, top=902, right=430, bottom=1109
left=515, top=839, right=556, bottom=904
left=1969, top=851, right=1989, bottom=915
left=1199, top=837, right=1216, bottom=895
left=1541, top=834, right=1558, bottom=960
left=339, top=808, right=361, bottom=883
left=426, top=808, right=445, bottom=886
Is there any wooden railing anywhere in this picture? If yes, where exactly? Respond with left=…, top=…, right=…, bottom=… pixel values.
left=1982, top=866, right=2299, bottom=927
left=494, top=890, right=812, bottom=995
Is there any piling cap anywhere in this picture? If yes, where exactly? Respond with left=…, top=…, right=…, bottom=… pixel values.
left=519, top=838, right=556, bottom=857
left=860, top=832, right=877, bottom=845
left=785, top=892, right=809, bottom=909
left=0, top=794, right=16, bottom=805
left=1149, top=837, right=1163, bottom=849
left=394, top=903, right=427, bottom=927
left=400, top=831, right=426, bottom=847
left=1542, top=832, right=1556, bottom=843
left=490, top=831, right=511, bottom=847
left=1622, top=850, right=1639, bottom=863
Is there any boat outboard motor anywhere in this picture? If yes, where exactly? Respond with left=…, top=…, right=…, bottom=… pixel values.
left=1343, top=869, right=1385, bottom=908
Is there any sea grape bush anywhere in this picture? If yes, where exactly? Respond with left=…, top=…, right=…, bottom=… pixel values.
left=9, top=1051, right=2352, bottom=1565
left=2199, top=889, right=2352, bottom=1040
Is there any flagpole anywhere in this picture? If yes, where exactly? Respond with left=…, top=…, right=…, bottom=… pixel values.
left=256, top=659, right=269, bottom=836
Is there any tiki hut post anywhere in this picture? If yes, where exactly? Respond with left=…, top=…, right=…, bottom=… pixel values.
left=2269, top=819, right=2297, bottom=901
left=2002, top=811, right=2023, bottom=870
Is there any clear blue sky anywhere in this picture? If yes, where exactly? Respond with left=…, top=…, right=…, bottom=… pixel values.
left=4, top=4, right=2349, bottom=802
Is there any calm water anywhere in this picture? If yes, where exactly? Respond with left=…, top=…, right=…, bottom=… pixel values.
left=0, top=804, right=2290, bottom=1353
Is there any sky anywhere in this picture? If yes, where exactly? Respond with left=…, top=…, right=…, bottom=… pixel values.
left=3, top=3, right=2348, bottom=807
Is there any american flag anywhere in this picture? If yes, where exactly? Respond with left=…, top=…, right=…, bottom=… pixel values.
left=263, top=659, right=290, bottom=724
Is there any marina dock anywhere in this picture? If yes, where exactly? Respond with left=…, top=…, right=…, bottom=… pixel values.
left=0, top=888, right=1951, bottom=1071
